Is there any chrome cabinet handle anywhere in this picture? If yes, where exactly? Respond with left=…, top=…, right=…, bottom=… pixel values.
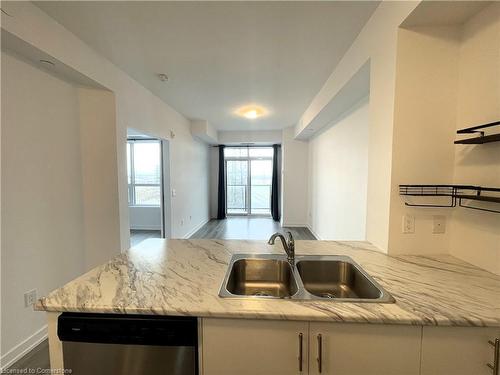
left=317, top=333, right=323, bottom=374
left=298, top=333, right=303, bottom=372
left=487, top=339, right=500, bottom=375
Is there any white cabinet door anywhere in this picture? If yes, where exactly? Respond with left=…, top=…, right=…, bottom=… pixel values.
left=309, top=322, right=421, bottom=375
left=421, top=326, right=500, bottom=375
left=202, top=318, right=309, bottom=375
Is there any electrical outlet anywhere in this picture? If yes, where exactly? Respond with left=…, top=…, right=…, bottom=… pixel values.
left=24, top=289, right=37, bottom=307
left=433, top=215, right=446, bottom=234
left=171, top=189, right=176, bottom=197
left=402, top=215, right=415, bottom=234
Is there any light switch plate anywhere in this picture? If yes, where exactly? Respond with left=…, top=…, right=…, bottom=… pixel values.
left=402, top=215, right=415, bottom=234
left=24, top=289, right=37, bottom=307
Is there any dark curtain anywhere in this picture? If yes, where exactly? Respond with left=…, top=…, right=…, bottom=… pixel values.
left=217, top=145, right=227, bottom=220
left=271, top=144, right=281, bottom=221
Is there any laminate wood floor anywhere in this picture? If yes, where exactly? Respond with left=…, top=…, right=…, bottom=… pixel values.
left=130, top=229, right=162, bottom=246
left=6, top=339, right=49, bottom=372
left=190, top=217, right=317, bottom=240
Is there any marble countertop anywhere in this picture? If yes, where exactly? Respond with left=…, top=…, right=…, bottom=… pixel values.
left=36, top=239, right=500, bottom=327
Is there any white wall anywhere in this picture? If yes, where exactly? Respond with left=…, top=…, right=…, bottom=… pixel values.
left=387, top=4, right=500, bottom=275
left=388, top=26, right=460, bottom=255
left=450, top=4, right=500, bottom=275
left=78, top=88, right=121, bottom=270
left=169, top=134, right=209, bottom=238
left=1, top=2, right=210, bottom=245
left=129, top=206, right=161, bottom=230
left=1, top=51, right=85, bottom=367
left=281, top=127, right=309, bottom=227
left=308, top=98, right=369, bottom=240
left=218, top=130, right=282, bottom=145
left=295, top=1, right=419, bottom=252
left=191, top=120, right=218, bottom=144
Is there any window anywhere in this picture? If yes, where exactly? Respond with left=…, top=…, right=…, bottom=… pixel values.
left=127, top=140, right=161, bottom=206
left=225, top=147, right=273, bottom=216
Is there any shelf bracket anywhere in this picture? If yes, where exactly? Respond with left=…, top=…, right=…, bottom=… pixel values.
left=458, top=197, right=500, bottom=214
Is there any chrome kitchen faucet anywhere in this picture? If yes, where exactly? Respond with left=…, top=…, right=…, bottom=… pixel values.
left=268, top=231, right=295, bottom=267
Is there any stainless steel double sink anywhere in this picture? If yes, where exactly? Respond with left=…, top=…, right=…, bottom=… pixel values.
left=219, top=254, right=395, bottom=303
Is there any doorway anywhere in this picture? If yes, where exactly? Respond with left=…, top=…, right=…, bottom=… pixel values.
left=225, top=147, right=273, bottom=216
left=127, top=129, right=171, bottom=245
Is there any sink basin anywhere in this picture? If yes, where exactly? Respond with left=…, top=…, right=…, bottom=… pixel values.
left=296, top=260, right=382, bottom=300
left=221, top=257, right=298, bottom=298
left=219, top=254, right=395, bottom=303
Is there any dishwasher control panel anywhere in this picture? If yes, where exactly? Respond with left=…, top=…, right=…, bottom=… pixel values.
left=58, top=312, right=198, bottom=346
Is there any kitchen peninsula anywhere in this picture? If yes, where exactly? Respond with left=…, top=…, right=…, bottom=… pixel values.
left=36, top=239, right=500, bottom=374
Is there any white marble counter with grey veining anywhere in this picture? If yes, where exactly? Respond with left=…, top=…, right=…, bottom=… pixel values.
left=35, top=239, right=500, bottom=327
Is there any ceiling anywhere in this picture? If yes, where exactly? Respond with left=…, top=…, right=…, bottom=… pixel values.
left=402, top=1, right=491, bottom=27
left=36, top=1, right=379, bottom=131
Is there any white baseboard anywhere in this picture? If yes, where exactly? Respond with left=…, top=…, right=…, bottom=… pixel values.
left=281, top=222, right=321, bottom=240
left=1, top=325, right=47, bottom=370
left=281, top=223, right=307, bottom=228
left=183, top=218, right=210, bottom=239
left=306, top=224, right=322, bottom=240
left=130, top=225, right=162, bottom=231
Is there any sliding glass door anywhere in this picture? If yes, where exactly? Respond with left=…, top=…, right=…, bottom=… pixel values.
left=250, top=159, right=272, bottom=215
left=226, top=159, right=249, bottom=215
left=225, top=147, right=273, bottom=216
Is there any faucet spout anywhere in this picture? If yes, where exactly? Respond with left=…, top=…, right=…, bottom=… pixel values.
left=268, top=232, right=295, bottom=267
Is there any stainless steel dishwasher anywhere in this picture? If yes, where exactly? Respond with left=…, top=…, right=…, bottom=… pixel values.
left=58, top=313, right=198, bottom=375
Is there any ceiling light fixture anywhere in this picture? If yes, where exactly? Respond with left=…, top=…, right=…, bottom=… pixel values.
left=245, top=110, right=258, bottom=119
left=235, top=105, right=267, bottom=120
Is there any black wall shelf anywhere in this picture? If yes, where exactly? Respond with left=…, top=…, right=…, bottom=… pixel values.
left=454, top=120, right=500, bottom=144
left=399, top=185, right=500, bottom=213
